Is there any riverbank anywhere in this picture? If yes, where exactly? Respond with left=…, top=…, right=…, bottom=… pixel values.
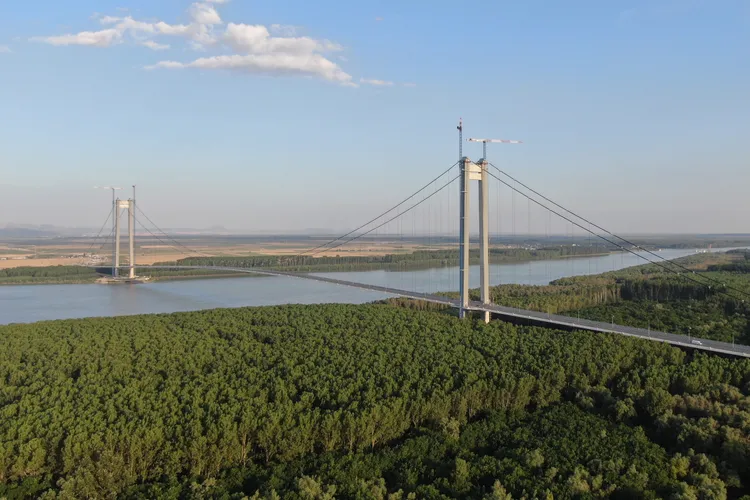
left=423, top=250, right=750, bottom=346
left=3, top=246, right=733, bottom=287
left=0, top=248, right=710, bottom=325
left=0, top=267, right=264, bottom=286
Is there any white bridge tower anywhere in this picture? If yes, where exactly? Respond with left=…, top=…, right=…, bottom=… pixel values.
left=111, top=186, right=137, bottom=279
left=458, top=121, right=522, bottom=322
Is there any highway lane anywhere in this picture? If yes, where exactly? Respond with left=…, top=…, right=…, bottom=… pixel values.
left=134, top=265, right=750, bottom=358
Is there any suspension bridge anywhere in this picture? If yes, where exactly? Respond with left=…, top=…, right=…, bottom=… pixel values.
left=84, top=122, right=750, bottom=358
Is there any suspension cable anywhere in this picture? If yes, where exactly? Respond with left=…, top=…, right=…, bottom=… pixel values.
left=486, top=169, right=748, bottom=303
left=135, top=206, right=211, bottom=258
left=97, top=226, right=115, bottom=251
left=134, top=219, right=207, bottom=261
left=489, top=162, right=750, bottom=301
left=293, top=162, right=459, bottom=259
left=307, top=174, right=460, bottom=258
left=85, top=207, right=114, bottom=254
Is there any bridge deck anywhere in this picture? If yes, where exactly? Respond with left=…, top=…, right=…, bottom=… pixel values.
left=130, top=265, right=750, bottom=359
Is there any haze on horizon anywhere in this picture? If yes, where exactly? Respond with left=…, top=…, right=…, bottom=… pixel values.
left=1, top=0, right=748, bottom=235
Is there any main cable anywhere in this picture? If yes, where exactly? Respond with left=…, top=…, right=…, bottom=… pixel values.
left=97, top=226, right=115, bottom=251
left=489, top=162, right=750, bottom=301
left=307, top=174, right=460, bottom=258
left=486, top=169, right=748, bottom=304
left=293, top=162, right=459, bottom=259
left=86, top=207, right=114, bottom=253
left=135, top=219, right=207, bottom=261
left=133, top=163, right=460, bottom=266
left=135, top=206, right=211, bottom=258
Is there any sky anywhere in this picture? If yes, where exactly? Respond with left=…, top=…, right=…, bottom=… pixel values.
left=0, top=0, right=748, bottom=234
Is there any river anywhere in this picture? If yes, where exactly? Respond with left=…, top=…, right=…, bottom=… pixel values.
left=0, top=249, right=716, bottom=324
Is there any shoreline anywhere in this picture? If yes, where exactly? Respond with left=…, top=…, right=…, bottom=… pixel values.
left=0, top=253, right=613, bottom=286
left=0, top=248, right=729, bottom=287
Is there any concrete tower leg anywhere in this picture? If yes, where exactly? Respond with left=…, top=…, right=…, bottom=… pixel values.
left=478, top=160, right=491, bottom=323
left=114, top=203, right=121, bottom=278
left=128, top=200, right=135, bottom=279
left=111, top=196, right=117, bottom=278
left=459, top=157, right=472, bottom=319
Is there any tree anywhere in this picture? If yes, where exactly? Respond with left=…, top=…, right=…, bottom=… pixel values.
left=483, top=480, right=512, bottom=500
left=297, top=476, right=337, bottom=500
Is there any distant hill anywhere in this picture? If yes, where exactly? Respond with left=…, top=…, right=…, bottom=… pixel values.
left=0, top=227, right=58, bottom=238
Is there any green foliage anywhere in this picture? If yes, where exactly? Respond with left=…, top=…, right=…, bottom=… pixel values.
left=0, top=266, right=103, bottom=284
left=456, top=252, right=750, bottom=345
left=1, top=304, right=750, bottom=497
left=172, top=246, right=610, bottom=273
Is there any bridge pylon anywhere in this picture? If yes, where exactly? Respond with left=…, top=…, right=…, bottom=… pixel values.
left=113, top=199, right=136, bottom=279
left=459, top=156, right=491, bottom=323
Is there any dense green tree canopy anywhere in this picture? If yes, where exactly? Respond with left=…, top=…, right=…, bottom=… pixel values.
left=1, top=303, right=749, bottom=498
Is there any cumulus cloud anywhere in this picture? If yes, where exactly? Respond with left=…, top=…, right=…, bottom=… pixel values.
left=147, top=22, right=353, bottom=83
left=35, top=4, right=220, bottom=50
left=270, top=24, right=298, bottom=37
left=148, top=53, right=354, bottom=85
left=0, top=45, right=11, bottom=53
left=31, top=29, right=123, bottom=47
left=189, top=3, right=222, bottom=25
left=224, top=23, right=341, bottom=55
left=360, top=78, right=393, bottom=86
left=30, top=0, right=371, bottom=86
left=140, top=40, right=170, bottom=51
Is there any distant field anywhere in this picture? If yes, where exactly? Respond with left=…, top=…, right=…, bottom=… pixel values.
left=1, top=233, right=748, bottom=270
left=0, top=238, right=439, bottom=269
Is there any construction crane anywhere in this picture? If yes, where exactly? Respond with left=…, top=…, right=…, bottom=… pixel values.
left=467, top=137, right=523, bottom=160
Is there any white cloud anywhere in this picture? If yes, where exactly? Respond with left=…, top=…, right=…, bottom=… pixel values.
left=270, top=24, right=298, bottom=37
left=0, top=45, right=11, bottom=53
left=153, top=21, right=192, bottom=37
left=31, top=29, right=123, bottom=47
left=31, top=1, right=373, bottom=87
left=224, top=23, right=341, bottom=55
left=146, top=60, right=184, bottom=69
left=37, top=11, right=210, bottom=50
left=140, top=40, right=170, bottom=51
left=148, top=53, right=354, bottom=84
left=99, top=15, right=124, bottom=25
left=99, top=16, right=193, bottom=37
left=403, top=82, right=417, bottom=87
left=189, top=2, right=222, bottom=25
left=375, top=17, right=384, bottom=22
left=360, top=77, right=393, bottom=86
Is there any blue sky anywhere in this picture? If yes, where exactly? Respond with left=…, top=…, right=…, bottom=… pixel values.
left=0, top=0, right=748, bottom=233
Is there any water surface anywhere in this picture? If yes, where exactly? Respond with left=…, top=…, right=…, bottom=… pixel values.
left=0, top=249, right=718, bottom=324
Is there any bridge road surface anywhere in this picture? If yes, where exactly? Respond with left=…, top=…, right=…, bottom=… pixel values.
left=132, top=265, right=750, bottom=359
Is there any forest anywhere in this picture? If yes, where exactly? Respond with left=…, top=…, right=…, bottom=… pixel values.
left=171, top=245, right=612, bottom=273
left=451, top=251, right=750, bottom=346
left=1, top=245, right=613, bottom=284
left=1, top=303, right=750, bottom=498
left=0, top=266, right=252, bottom=285
left=0, top=266, right=104, bottom=285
